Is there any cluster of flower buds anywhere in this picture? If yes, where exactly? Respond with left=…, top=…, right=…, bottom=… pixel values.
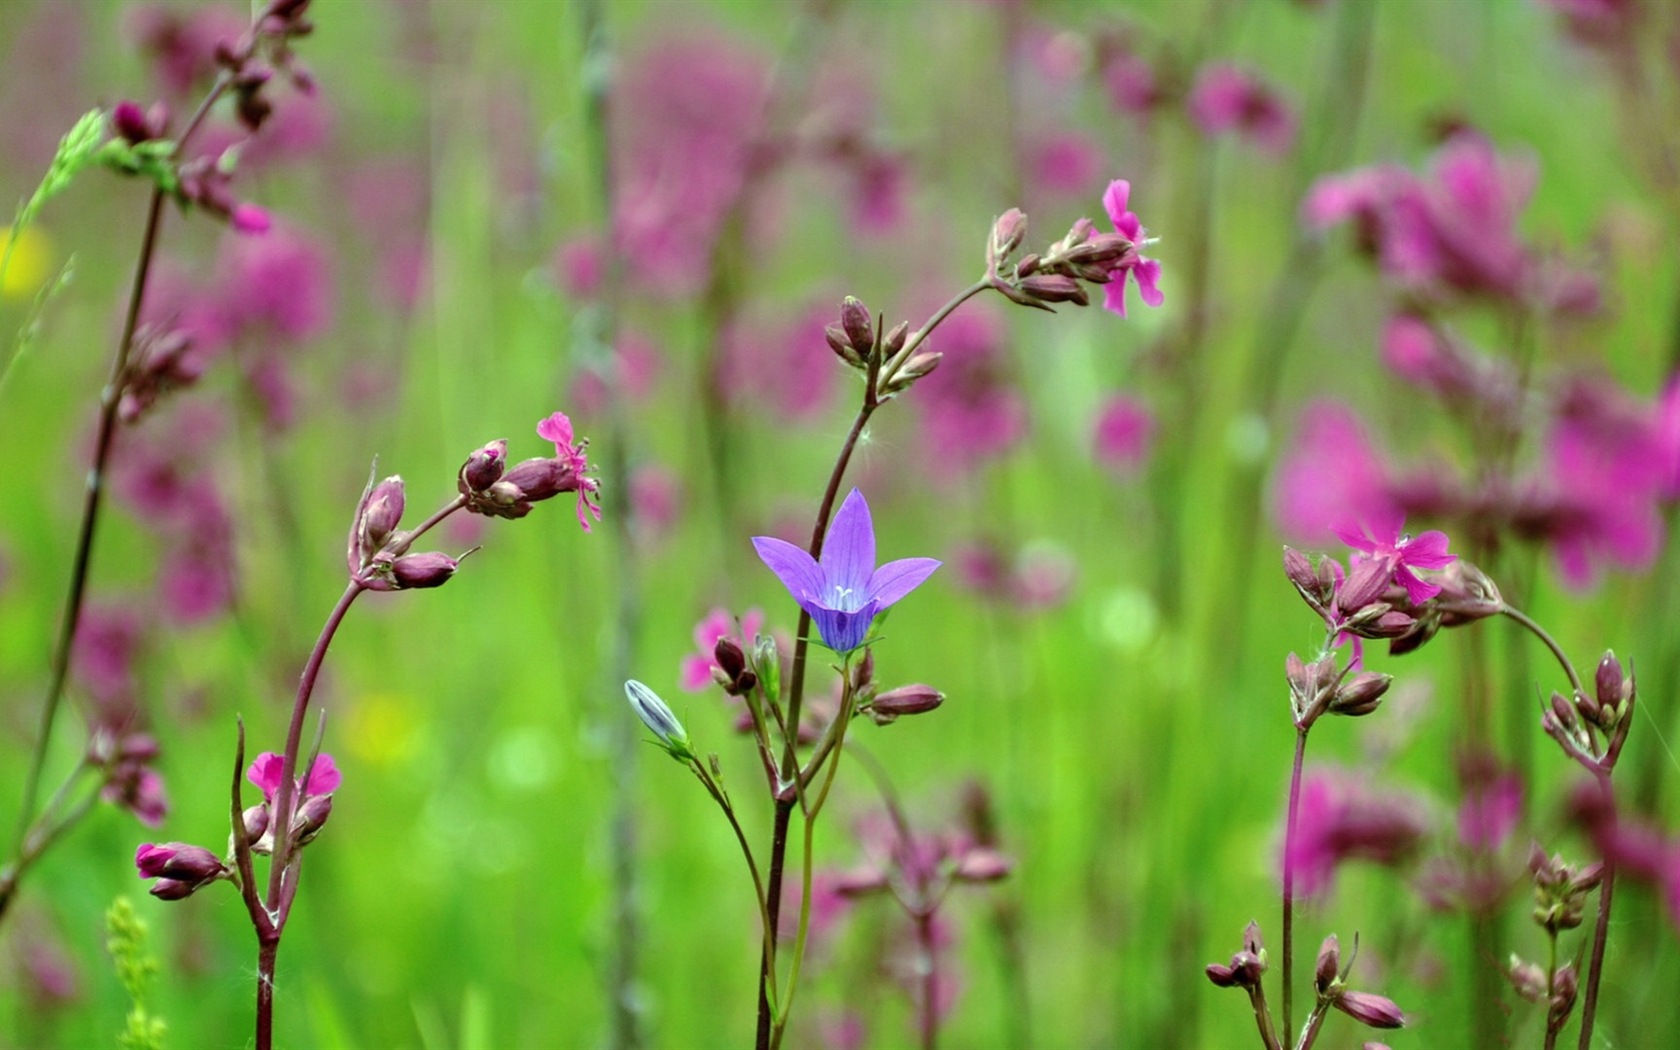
left=1285, top=545, right=1494, bottom=662
left=118, top=325, right=203, bottom=423
left=1313, top=934, right=1406, bottom=1030
left=821, top=295, right=941, bottom=400
left=216, top=0, right=316, bottom=133
left=1205, top=920, right=1269, bottom=989
left=241, top=751, right=340, bottom=856
left=110, top=100, right=170, bottom=145
left=1508, top=953, right=1578, bottom=1034
left=1285, top=652, right=1392, bottom=728
left=135, top=841, right=230, bottom=901
left=457, top=413, right=601, bottom=530
left=1528, top=847, right=1603, bottom=934
left=984, top=208, right=1137, bottom=313
left=1541, top=651, right=1635, bottom=772
left=89, top=728, right=168, bottom=828
left=837, top=649, right=944, bottom=726
left=346, top=471, right=467, bottom=591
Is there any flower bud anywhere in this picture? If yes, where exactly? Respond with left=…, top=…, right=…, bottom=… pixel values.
left=1507, top=954, right=1547, bottom=1003
left=291, top=793, right=333, bottom=845
left=1334, top=990, right=1405, bottom=1029
left=1332, top=672, right=1392, bottom=717
left=147, top=878, right=201, bottom=901
left=989, top=208, right=1027, bottom=266
left=391, top=551, right=460, bottom=589
left=1019, top=273, right=1089, bottom=306
left=714, top=637, right=747, bottom=683
left=355, top=475, right=405, bottom=561
left=839, top=296, right=874, bottom=355
left=753, top=634, right=781, bottom=703
left=135, top=842, right=225, bottom=883
left=501, top=457, right=576, bottom=504
left=242, top=804, right=270, bottom=844
left=1283, top=547, right=1329, bottom=612
left=825, top=324, right=865, bottom=369
left=1594, top=650, right=1626, bottom=712
left=1315, top=934, right=1341, bottom=994
left=866, top=684, right=944, bottom=723
left=881, top=321, right=909, bottom=357
left=625, top=679, right=691, bottom=757
left=459, top=439, right=508, bottom=494
left=112, top=100, right=168, bottom=144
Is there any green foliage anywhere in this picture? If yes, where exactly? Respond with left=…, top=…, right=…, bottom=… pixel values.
left=105, top=897, right=167, bottom=1050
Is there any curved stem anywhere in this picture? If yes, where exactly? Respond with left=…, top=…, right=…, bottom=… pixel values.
left=1281, top=727, right=1310, bottom=1041
left=1501, top=604, right=1586, bottom=698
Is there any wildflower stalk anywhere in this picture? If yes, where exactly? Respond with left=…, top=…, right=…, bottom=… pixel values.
left=1280, top=724, right=1308, bottom=1040
left=1575, top=774, right=1616, bottom=1050
left=756, top=278, right=997, bottom=1049
left=10, top=69, right=236, bottom=927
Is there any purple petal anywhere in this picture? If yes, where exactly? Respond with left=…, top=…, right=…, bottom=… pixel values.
left=1330, top=521, right=1377, bottom=552
left=868, top=557, right=942, bottom=608
left=812, top=604, right=877, bottom=653
left=247, top=753, right=283, bottom=801
left=819, top=489, right=876, bottom=595
left=753, top=536, right=826, bottom=604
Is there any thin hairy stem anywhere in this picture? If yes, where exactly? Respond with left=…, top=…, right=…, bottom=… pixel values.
left=1501, top=604, right=1586, bottom=698
left=1281, top=727, right=1309, bottom=1040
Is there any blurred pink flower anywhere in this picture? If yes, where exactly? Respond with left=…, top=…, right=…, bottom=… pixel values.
left=951, top=539, right=1075, bottom=611
left=217, top=223, right=334, bottom=343
left=629, top=464, right=682, bottom=541
left=1029, top=132, right=1104, bottom=196
left=847, top=153, right=909, bottom=235
left=1286, top=767, right=1429, bottom=897
left=125, top=3, right=245, bottom=97
left=721, top=306, right=840, bottom=421
left=553, top=236, right=603, bottom=299
left=1098, top=41, right=1160, bottom=116
left=911, top=307, right=1028, bottom=476
left=1271, top=402, right=1398, bottom=545
left=1093, top=393, right=1155, bottom=473
left=569, top=332, right=663, bottom=417
left=1186, top=63, right=1297, bottom=154
left=1457, top=771, right=1522, bottom=853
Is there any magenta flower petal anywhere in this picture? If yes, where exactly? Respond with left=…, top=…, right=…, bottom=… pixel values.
left=868, top=557, right=943, bottom=607
left=1133, top=258, right=1164, bottom=307
left=304, top=753, right=341, bottom=795
left=1400, top=529, right=1455, bottom=569
left=247, top=752, right=284, bottom=801
left=1102, top=179, right=1135, bottom=235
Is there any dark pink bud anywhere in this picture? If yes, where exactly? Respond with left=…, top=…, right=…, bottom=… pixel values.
left=1332, top=672, right=1392, bottom=717
left=1335, top=990, right=1405, bottom=1029
left=839, top=296, right=874, bottom=354
left=1336, top=558, right=1392, bottom=614
left=135, top=842, right=224, bottom=882
left=391, top=551, right=459, bottom=590
left=1019, top=273, right=1089, bottom=306
left=292, top=793, right=333, bottom=845
left=881, top=321, right=909, bottom=357
left=147, top=878, right=200, bottom=901
left=1242, top=920, right=1265, bottom=957
left=990, top=208, right=1027, bottom=264
left=1315, top=934, right=1341, bottom=994
left=362, top=476, right=405, bottom=547
left=459, top=439, right=508, bottom=493
left=1594, top=651, right=1625, bottom=711
left=231, top=204, right=272, bottom=235
left=825, top=324, right=864, bottom=368
left=1283, top=547, right=1327, bottom=611
left=867, top=684, right=944, bottom=723
left=242, top=804, right=270, bottom=844
left=112, top=100, right=161, bottom=144
left=502, top=457, right=572, bottom=503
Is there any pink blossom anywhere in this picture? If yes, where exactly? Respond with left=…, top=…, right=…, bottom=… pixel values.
left=911, top=306, right=1028, bottom=476
left=847, top=153, right=909, bottom=234
left=680, top=607, right=765, bottom=692
left=1271, top=402, right=1398, bottom=545
left=247, top=752, right=341, bottom=802
left=537, top=411, right=603, bottom=531
left=1332, top=510, right=1455, bottom=605
left=721, top=306, right=840, bottom=421
left=1186, top=63, right=1297, bottom=155
left=1100, top=180, right=1164, bottom=318
left=1092, top=394, right=1155, bottom=473
left=553, top=236, right=603, bottom=298
left=629, top=465, right=682, bottom=541
left=217, top=223, right=333, bottom=342
left=1029, top=132, right=1104, bottom=196
left=569, top=332, right=663, bottom=417
left=1285, top=767, right=1429, bottom=897
left=1457, top=772, right=1522, bottom=852
left=1099, top=44, right=1160, bottom=116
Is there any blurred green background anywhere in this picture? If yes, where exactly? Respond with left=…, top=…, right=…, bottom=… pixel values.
left=2, top=0, right=1679, bottom=1047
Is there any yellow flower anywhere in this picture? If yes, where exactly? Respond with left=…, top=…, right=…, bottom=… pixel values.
left=1, top=225, right=53, bottom=300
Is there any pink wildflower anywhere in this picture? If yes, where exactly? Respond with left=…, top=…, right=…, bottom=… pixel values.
left=1099, top=180, right=1164, bottom=318
left=1186, top=63, right=1297, bottom=154
left=537, top=411, right=603, bottom=531
left=1286, top=767, right=1429, bottom=897
left=1270, top=402, right=1398, bottom=545
left=1092, top=393, right=1155, bottom=473
left=1332, top=510, right=1455, bottom=606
